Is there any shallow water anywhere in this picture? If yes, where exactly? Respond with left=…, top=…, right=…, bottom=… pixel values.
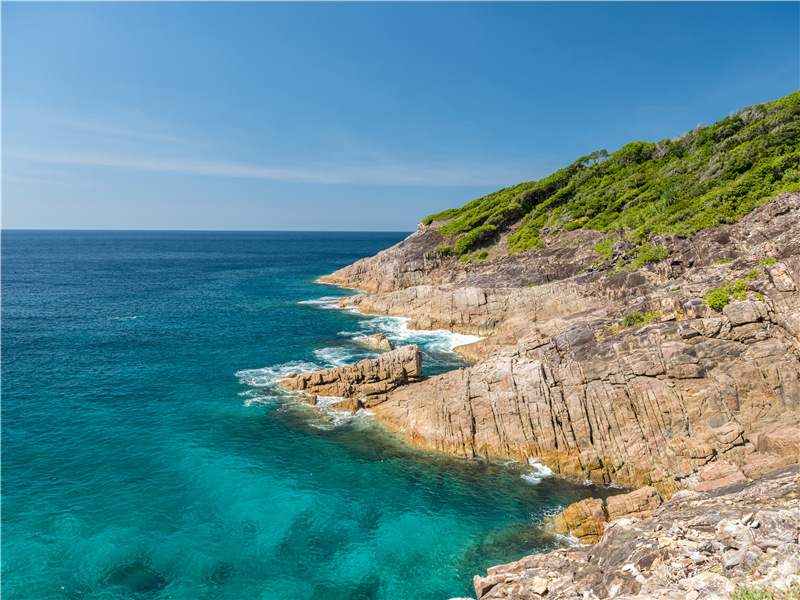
left=3, top=231, right=603, bottom=600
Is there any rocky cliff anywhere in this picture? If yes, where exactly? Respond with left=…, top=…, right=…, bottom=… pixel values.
left=317, top=193, right=800, bottom=495
left=293, top=191, right=800, bottom=599
left=473, top=464, right=800, bottom=600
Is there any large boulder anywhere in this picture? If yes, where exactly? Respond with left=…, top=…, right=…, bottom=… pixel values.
left=280, top=345, right=422, bottom=402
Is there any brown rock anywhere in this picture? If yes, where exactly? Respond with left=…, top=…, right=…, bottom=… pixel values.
left=550, top=498, right=609, bottom=544
left=355, top=333, right=395, bottom=351
left=476, top=465, right=800, bottom=600
left=280, top=345, right=422, bottom=402
left=606, top=486, right=662, bottom=520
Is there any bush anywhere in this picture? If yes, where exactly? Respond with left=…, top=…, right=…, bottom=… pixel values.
left=434, top=245, right=455, bottom=256
left=760, top=257, right=777, bottom=266
left=704, top=289, right=730, bottom=310
left=704, top=279, right=750, bottom=310
left=621, top=312, right=645, bottom=328
left=644, top=311, right=662, bottom=324
left=419, top=90, right=800, bottom=258
left=632, top=244, right=669, bottom=268
left=593, top=239, right=614, bottom=264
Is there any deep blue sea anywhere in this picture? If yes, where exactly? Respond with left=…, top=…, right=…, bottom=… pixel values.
left=3, top=231, right=601, bottom=600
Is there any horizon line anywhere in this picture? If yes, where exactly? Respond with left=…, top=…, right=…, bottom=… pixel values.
left=2, top=228, right=416, bottom=233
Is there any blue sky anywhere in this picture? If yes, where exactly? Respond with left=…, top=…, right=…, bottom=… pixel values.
left=3, top=2, right=798, bottom=231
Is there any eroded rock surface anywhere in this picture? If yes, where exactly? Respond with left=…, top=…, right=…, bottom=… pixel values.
left=549, top=487, right=664, bottom=544
left=279, top=345, right=422, bottom=406
left=473, top=464, right=800, bottom=600
left=355, top=332, right=395, bottom=351
left=320, top=194, right=800, bottom=494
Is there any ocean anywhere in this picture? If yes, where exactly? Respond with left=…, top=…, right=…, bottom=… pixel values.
left=2, top=230, right=600, bottom=600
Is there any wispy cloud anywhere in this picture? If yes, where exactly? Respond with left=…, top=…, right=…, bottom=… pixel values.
left=6, top=107, right=546, bottom=187
left=14, top=151, right=539, bottom=187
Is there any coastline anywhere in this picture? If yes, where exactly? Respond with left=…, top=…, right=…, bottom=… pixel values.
left=300, top=192, right=800, bottom=598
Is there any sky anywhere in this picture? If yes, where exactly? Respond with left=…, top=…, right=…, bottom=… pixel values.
left=3, top=2, right=799, bottom=231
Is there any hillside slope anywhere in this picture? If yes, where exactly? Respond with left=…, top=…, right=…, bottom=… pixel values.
left=427, top=90, right=800, bottom=258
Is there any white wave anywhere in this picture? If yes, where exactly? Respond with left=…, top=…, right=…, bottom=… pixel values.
left=521, top=458, right=553, bottom=485
left=304, top=395, right=376, bottom=428
left=539, top=503, right=567, bottom=520
left=313, top=346, right=367, bottom=368
left=235, top=361, right=320, bottom=387
left=297, top=296, right=342, bottom=309
left=552, top=533, right=581, bottom=547
left=110, top=315, right=141, bottom=320
left=341, top=315, right=482, bottom=352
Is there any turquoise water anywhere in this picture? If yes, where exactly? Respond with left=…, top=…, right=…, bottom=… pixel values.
left=3, top=231, right=600, bottom=600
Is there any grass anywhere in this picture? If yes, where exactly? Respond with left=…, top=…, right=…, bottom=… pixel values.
left=733, top=582, right=800, bottom=600
left=423, top=90, right=800, bottom=257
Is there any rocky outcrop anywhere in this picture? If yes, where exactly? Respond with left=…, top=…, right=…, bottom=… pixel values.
left=355, top=333, right=395, bottom=351
left=279, top=345, right=422, bottom=407
left=549, top=487, right=663, bottom=544
left=370, top=304, right=800, bottom=493
left=318, top=194, right=800, bottom=494
left=473, top=464, right=800, bottom=600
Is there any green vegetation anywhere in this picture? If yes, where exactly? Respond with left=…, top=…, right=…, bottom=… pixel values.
left=761, top=257, right=777, bottom=267
left=746, top=269, right=760, bottom=279
left=631, top=243, right=669, bottom=268
left=593, top=239, right=614, bottom=264
left=435, top=244, right=455, bottom=256
left=732, top=583, right=800, bottom=600
left=423, top=91, right=800, bottom=257
left=621, top=310, right=662, bottom=329
left=716, top=258, right=734, bottom=264
left=704, top=279, right=751, bottom=310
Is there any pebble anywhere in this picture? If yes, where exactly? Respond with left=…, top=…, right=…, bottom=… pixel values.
left=742, top=512, right=753, bottom=525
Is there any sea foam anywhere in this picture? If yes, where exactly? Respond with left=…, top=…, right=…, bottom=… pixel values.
left=521, top=458, right=554, bottom=485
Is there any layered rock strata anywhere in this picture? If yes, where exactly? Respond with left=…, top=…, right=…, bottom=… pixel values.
left=279, top=345, right=422, bottom=409
left=549, top=486, right=664, bottom=544
left=472, top=464, right=800, bottom=600
left=312, top=193, right=800, bottom=494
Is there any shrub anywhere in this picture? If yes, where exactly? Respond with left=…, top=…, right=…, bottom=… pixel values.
left=632, top=244, right=669, bottom=268
left=593, top=239, right=614, bottom=264
left=434, top=245, right=455, bottom=256
left=746, top=269, right=760, bottom=279
left=704, top=279, right=750, bottom=310
left=704, top=289, right=730, bottom=310
left=621, top=311, right=645, bottom=328
left=728, top=279, right=749, bottom=300
left=644, top=311, right=662, bottom=324
left=760, top=257, right=777, bottom=267
left=419, top=90, right=800, bottom=258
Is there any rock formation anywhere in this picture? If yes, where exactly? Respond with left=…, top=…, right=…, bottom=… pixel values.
left=294, top=192, right=800, bottom=597
left=548, top=486, right=663, bottom=544
left=473, top=464, right=800, bottom=600
left=279, top=345, right=422, bottom=408
left=315, top=193, right=800, bottom=495
left=355, top=332, right=395, bottom=351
